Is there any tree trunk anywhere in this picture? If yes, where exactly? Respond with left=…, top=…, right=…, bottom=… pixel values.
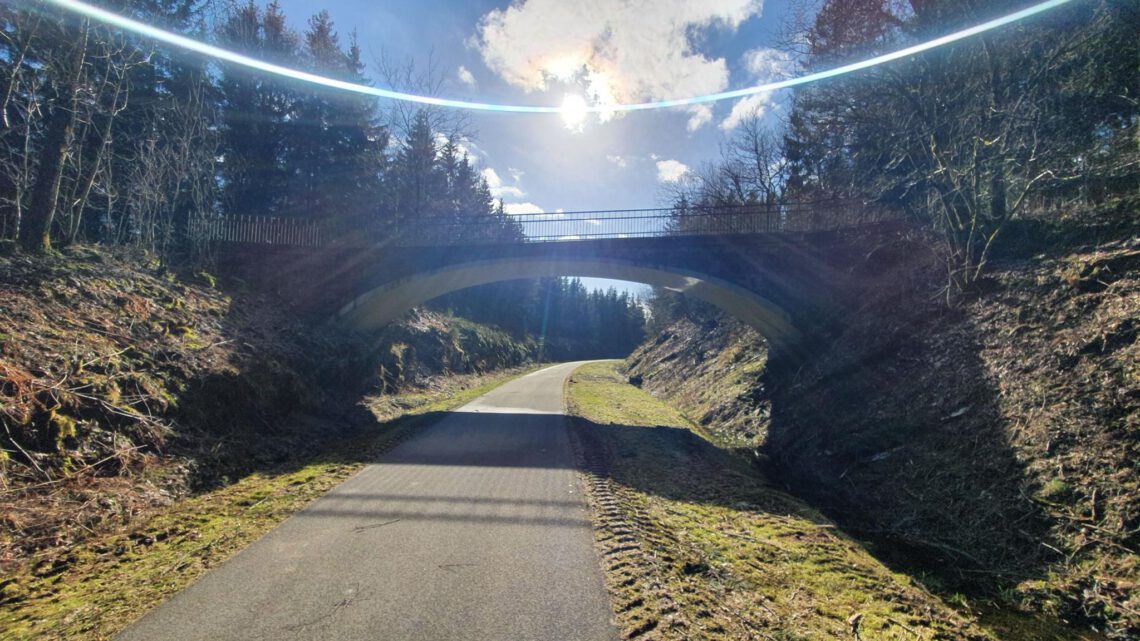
left=19, top=21, right=87, bottom=252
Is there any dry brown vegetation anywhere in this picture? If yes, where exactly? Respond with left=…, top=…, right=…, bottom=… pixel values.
left=626, top=221, right=1138, bottom=638
left=0, top=245, right=373, bottom=566
left=0, top=246, right=540, bottom=625
left=627, top=317, right=769, bottom=449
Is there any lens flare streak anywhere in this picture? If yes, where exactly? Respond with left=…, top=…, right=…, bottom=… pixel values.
left=44, top=0, right=1075, bottom=116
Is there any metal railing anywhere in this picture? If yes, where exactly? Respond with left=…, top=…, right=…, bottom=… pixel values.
left=201, top=201, right=898, bottom=248
left=191, top=215, right=323, bottom=247
left=397, top=201, right=896, bottom=245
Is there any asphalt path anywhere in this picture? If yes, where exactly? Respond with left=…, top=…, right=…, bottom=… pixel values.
left=116, top=362, right=617, bottom=641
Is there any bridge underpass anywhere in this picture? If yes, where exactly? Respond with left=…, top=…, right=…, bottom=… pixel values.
left=336, top=257, right=801, bottom=347
left=210, top=202, right=903, bottom=359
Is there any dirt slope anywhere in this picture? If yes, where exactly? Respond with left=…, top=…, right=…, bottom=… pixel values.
left=626, top=316, right=769, bottom=449
left=0, top=246, right=535, bottom=569
left=627, top=232, right=1138, bottom=638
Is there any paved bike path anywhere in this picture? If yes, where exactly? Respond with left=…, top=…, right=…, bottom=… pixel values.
left=117, top=362, right=617, bottom=641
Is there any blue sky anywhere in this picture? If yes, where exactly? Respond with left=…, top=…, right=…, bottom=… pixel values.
left=273, top=0, right=800, bottom=293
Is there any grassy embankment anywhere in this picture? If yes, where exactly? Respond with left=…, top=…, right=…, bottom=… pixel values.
left=0, top=365, right=537, bottom=641
left=566, top=361, right=1103, bottom=641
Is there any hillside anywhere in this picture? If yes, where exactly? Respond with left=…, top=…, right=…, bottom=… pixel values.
left=0, top=246, right=537, bottom=569
left=626, top=227, right=1139, bottom=639
left=627, top=316, right=769, bottom=449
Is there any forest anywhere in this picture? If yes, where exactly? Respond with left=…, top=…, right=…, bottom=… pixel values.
left=0, top=0, right=646, bottom=354
left=0, top=0, right=525, bottom=253
left=1, top=0, right=1136, bottom=315
left=665, top=0, right=1136, bottom=295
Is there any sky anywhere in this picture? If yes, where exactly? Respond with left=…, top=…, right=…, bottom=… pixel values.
left=272, top=0, right=802, bottom=294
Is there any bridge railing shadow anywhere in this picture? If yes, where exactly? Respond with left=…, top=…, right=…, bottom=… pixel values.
left=246, top=407, right=825, bottom=530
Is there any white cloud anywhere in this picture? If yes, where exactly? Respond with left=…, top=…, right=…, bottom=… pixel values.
left=434, top=133, right=482, bottom=160
left=720, top=90, right=776, bottom=131
left=493, top=185, right=526, bottom=199
left=482, top=167, right=502, bottom=187
left=473, top=0, right=763, bottom=125
left=686, top=105, right=713, bottom=132
left=503, top=202, right=545, bottom=215
left=742, top=47, right=793, bottom=80
left=719, top=47, right=793, bottom=130
left=481, top=167, right=526, bottom=199
left=656, top=159, right=690, bottom=183
left=457, top=65, right=476, bottom=86
left=606, top=155, right=628, bottom=168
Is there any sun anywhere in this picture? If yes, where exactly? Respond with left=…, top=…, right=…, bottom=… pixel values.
left=560, top=94, right=588, bottom=131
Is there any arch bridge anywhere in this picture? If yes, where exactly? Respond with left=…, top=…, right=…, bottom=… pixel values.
left=210, top=202, right=903, bottom=358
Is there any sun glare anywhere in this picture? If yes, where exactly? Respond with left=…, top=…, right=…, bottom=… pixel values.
left=45, top=0, right=1075, bottom=116
left=560, top=94, right=588, bottom=131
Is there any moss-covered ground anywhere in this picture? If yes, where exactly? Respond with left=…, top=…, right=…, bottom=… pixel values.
left=0, top=366, right=537, bottom=641
left=566, top=361, right=1101, bottom=641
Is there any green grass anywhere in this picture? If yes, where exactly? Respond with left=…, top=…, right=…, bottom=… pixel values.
left=567, top=362, right=1100, bottom=640
left=0, top=366, right=540, bottom=641
left=566, top=360, right=691, bottom=428
left=568, top=362, right=996, bottom=640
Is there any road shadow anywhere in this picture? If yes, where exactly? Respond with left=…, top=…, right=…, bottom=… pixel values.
left=760, top=297, right=1056, bottom=597
left=566, top=415, right=822, bottom=520
left=205, top=402, right=823, bottom=526
left=167, top=276, right=380, bottom=490
left=257, top=407, right=831, bottom=532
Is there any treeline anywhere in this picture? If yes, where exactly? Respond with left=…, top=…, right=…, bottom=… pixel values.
left=667, top=0, right=1137, bottom=293
left=434, top=278, right=648, bottom=361
left=0, top=1, right=646, bottom=360
left=1, top=0, right=520, bottom=254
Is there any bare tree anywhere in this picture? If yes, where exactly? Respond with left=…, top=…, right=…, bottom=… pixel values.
left=58, top=31, right=144, bottom=245
left=0, top=16, right=43, bottom=241
left=729, top=114, right=789, bottom=205
left=783, top=0, right=1138, bottom=294
left=374, top=49, right=471, bottom=142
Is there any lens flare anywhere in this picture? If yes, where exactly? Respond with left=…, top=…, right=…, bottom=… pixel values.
left=560, top=94, right=589, bottom=131
left=43, top=0, right=1075, bottom=116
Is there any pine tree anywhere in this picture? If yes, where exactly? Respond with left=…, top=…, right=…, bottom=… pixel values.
left=218, top=1, right=299, bottom=218
left=390, top=110, right=443, bottom=234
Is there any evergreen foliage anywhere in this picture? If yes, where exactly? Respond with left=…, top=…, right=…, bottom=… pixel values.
left=433, top=278, right=647, bottom=361
left=0, top=0, right=636, bottom=357
left=0, top=0, right=516, bottom=252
